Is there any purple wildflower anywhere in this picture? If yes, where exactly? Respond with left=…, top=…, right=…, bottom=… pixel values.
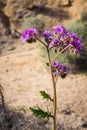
left=49, top=38, right=60, bottom=49
left=21, top=28, right=39, bottom=42
left=68, top=33, right=83, bottom=53
left=43, top=30, right=53, bottom=43
left=52, top=61, right=68, bottom=77
left=53, top=25, right=67, bottom=36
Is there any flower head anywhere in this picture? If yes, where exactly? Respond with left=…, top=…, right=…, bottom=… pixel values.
left=21, top=28, right=39, bottom=42
left=49, top=38, right=60, bottom=49
left=68, top=33, right=83, bottom=53
left=43, top=30, right=53, bottom=43
left=53, top=25, right=67, bottom=36
left=52, top=61, right=68, bottom=77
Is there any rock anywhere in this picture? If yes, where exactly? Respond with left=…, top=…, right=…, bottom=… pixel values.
left=81, top=116, right=87, bottom=128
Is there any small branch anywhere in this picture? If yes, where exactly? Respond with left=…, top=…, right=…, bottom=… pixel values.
left=49, top=114, right=54, bottom=119
left=51, top=44, right=71, bottom=65
left=50, top=98, right=54, bottom=102
left=54, top=75, right=58, bottom=85
left=37, top=38, right=47, bottom=47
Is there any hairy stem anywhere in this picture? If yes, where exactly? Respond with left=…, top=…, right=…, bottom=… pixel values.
left=47, top=47, right=57, bottom=130
left=37, top=38, right=47, bottom=47
left=51, top=44, right=71, bottom=64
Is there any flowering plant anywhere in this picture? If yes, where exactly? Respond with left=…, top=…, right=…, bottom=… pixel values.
left=21, top=25, right=83, bottom=130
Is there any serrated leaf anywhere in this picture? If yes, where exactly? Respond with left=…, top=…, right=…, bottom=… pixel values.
left=46, top=62, right=50, bottom=66
left=30, top=107, right=50, bottom=119
left=40, top=91, right=51, bottom=100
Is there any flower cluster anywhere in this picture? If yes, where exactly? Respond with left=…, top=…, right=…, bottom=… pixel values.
left=21, top=28, right=38, bottom=42
left=21, top=25, right=83, bottom=77
left=43, top=30, right=53, bottom=44
left=52, top=61, right=68, bottom=77
left=21, top=25, right=83, bottom=54
left=53, top=25, right=67, bottom=36
left=49, top=38, right=60, bottom=49
left=68, top=33, right=83, bottom=53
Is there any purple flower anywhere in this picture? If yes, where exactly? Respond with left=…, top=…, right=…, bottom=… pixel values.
left=43, top=30, right=53, bottom=43
left=53, top=25, right=67, bottom=36
left=52, top=61, right=68, bottom=76
left=21, top=28, right=39, bottom=42
left=68, top=33, right=83, bottom=53
left=49, top=38, right=60, bottom=49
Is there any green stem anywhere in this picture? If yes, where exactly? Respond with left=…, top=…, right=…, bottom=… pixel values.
left=46, top=47, right=57, bottom=130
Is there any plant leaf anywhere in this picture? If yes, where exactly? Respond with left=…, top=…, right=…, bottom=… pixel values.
left=30, top=107, right=50, bottom=119
left=40, top=91, right=51, bottom=100
left=46, top=62, right=49, bottom=66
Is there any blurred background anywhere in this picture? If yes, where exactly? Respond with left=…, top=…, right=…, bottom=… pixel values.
left=0, top=0, right=87, bottom=72
left=0, top=0, right=87, bottom=130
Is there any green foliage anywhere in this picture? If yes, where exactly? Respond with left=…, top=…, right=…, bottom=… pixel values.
left=46, top=62, right=50, bottom=66
left=30, top=107, right=50, bottom=119
left=40, top=91, right=51, bottom=100
left=81, top=10, right=87, bottom=22
left=0, top=115, right=6, bottom=124
left=21, top=16, right=45, bottom=32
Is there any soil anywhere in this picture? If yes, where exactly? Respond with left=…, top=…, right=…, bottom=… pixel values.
left=0, top=0, right=87, bottom=130
left=0, top=40, right=87, bottom=130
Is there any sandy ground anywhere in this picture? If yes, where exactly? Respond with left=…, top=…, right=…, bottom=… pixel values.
left=0, top=40, right=87, bottom=130
left=0, top=0, right=87, bottom=129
